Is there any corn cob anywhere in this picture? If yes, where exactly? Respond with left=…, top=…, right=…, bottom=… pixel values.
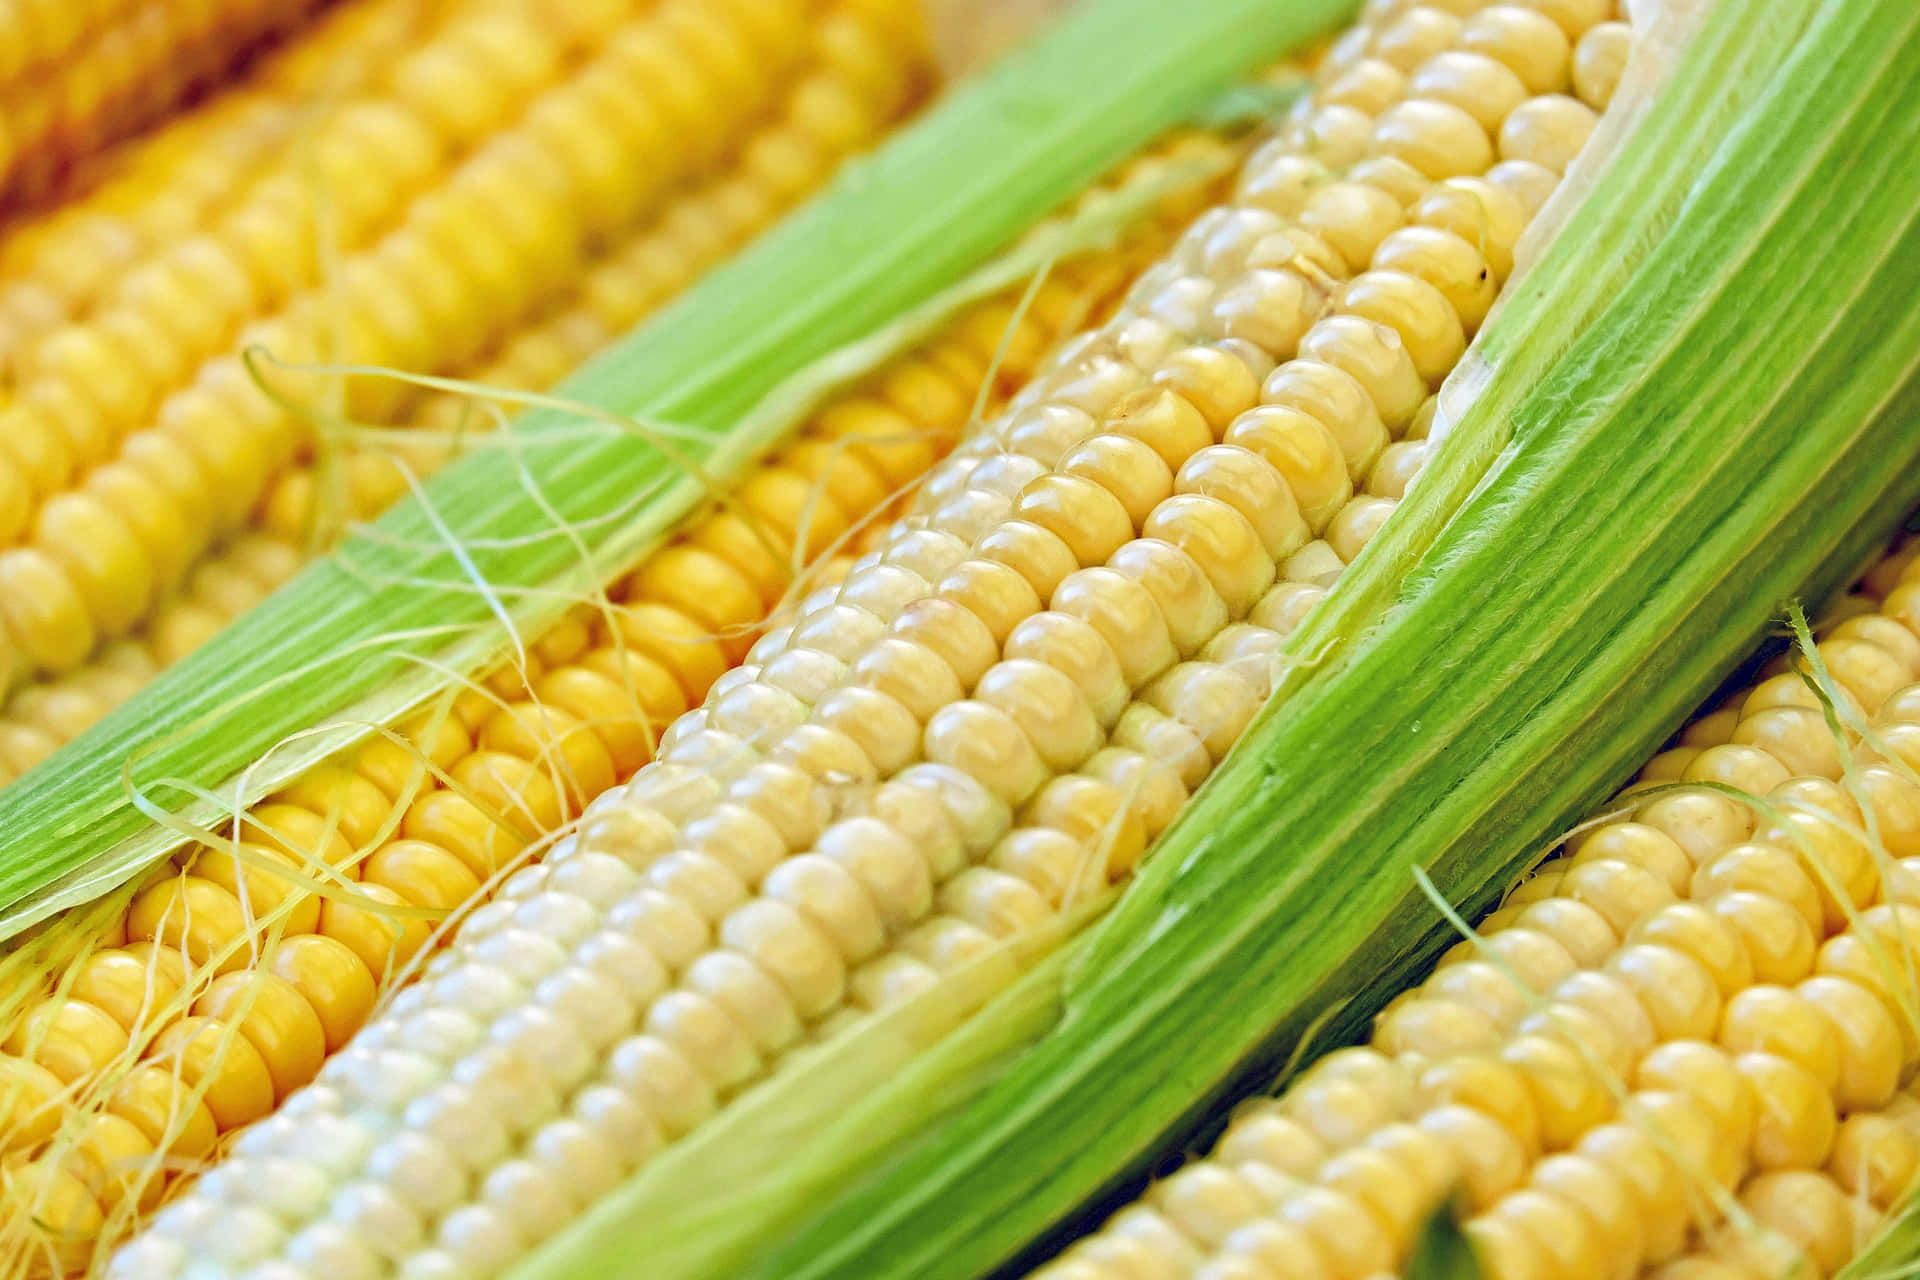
left=0, top=0, right=330, bottom=209
left=0, top=0, right=934, bottom=781
left=0, top=537, right=303, bottom=787
left=1018, top=527, right=1920, bottom=1280
left=92, top=5, right=1627, bottom=1274
left=0, top=0, right=626, bottom=532
left=0, top=0, right=824, bottom=690
left=0, top=0, right=450, bottom=378
left=0, top=152, right=1208, bottom=1274
left=255, top=0, right=938, bottom=546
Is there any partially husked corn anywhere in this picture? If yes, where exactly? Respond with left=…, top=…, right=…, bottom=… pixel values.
left=0, top=0, right=329, bottom=209
left=0, top=0, right=828, bottom=695
left=111, top=6, right=1625, bottom=1274
left=1028, top=551, right=1920, bottom=1280
left=0, top=151, right=1197, bottom=1271
left=1021, top=574, right=1920, bottom=1272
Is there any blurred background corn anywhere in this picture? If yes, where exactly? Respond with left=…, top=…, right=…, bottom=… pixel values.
left=0, top=0, right=456, bottom=371
left=95, top=3, right=1631, bottom=1275
left=0, top=0, right=330, bottom=210
left=0, top=0, right=867, bottom=700
left=0, top=0, right=938, bottom=779
left=256, top=0, right=942, bottom=547
left=0, top=132, right=1222, bottom=1274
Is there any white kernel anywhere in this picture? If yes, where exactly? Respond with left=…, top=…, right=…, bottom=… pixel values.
left=279, top=1110, right=377, bottom=1178
left=397, top=1007, right=488, bottom=1062
left=622, top=760, right=723, bottom=823
left=367, top=1131, right=470, bottom=1217
left=758, top=647, right=849, bottom=703
left=498, top=864, right=551, bottom=901
left=490, top=1005, right=594, bottom=1091
left=511, top=891, right=600, bottom=948
left=530, top=1117, right=627, bottom=1204
left=604, top=888, right=709, bottom=971
left=607, top=1034, right=717, bottom=1137
left=572, top=1084, right=663, bottom=1163
left=403, top=1082, right=512, bottom=1170
left=481, top=1157, right=577, bottom=1243
left=532, top=965, right=637, bottom=1052
left=645, top=990, right=762, bottom=1089
left=573, top=927, right=670, bottom=1000
left=436, top=1204, right=525, bottom=1278
left=545, top=851, right=643, bottom=907
left=721, top=898, right=847, bottom=1017
left=818, top=817, right=933, bottom=930
left=285, top=1222, right=381, bottom=1280
left=107, top=1237, right=189, bottom=1280
left=683, top=950, right=801, bottom=1054
left=329, top=1182, right=426, bottom=1259
left=664, top=729, right=765, bottom=788
left=450, top=1045, right=563, bottom=1131
left=432, top=963, right=531, bottom=1022
left=396, top=1249, right=465, bottom=1280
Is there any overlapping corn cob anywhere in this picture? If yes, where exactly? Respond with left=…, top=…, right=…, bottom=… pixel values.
left=0, top=146, right=1214, bottom=1274
left=99, top=4, right=1631, bottom=1276
left=1023, top=532, right=1920, bottom=1280
left=0, top=0, right=329, bottom=209
left=0, top=0, right=934, bottom=779
left=0, top=0, right=835, bottom=695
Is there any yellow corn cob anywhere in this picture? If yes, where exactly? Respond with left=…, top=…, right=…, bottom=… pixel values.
left=0, top=0, right=642, bottom=540
left=256, top=0, right=938, bottom=545
left=1025, top=527, right=1920, bottom=1280
left=0, top=0, right=934, bottom=782
left=0, top=154, right=1205, bottom=1273
left=0, top=0, right=454, bottom=377
left=0, top=537, right=303, bottom=787
left=88, top=3, right=1627, bottom=1274
left=0, top=0, right=855, bottom=696
left=0, top=0, right=330, bottom=209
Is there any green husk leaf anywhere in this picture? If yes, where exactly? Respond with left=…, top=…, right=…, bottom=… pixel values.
left=724, top=0, right=1920, bottom=1276
left=0, top=0, right=1359, bottom=941
left=1842, top=1184, right=1920, bottom=1280
left=517, top=893, right=1114, bottom=1280
left=1405, top=1202, right=1485, bottom=1280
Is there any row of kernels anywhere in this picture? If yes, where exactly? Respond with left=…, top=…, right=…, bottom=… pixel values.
left=0, top=0, right=326, bottom=210
left=0, top=535, right=300, bottom=786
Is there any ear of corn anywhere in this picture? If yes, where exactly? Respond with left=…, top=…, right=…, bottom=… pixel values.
left=0, top=0, right=1356, bottom=940
left=566, top=0, right=1920, bottom=1276
left=1015, top=565, right=1920, bottom=1280
left=0, top=113, right=1248, bottom=1274
left=82, top=0, right=1642, bottom=1271
left=6, top=1, right=1920, bottom=1279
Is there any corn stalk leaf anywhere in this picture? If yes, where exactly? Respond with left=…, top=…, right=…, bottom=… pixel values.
left=0, top=0, right=1359, bottom=940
